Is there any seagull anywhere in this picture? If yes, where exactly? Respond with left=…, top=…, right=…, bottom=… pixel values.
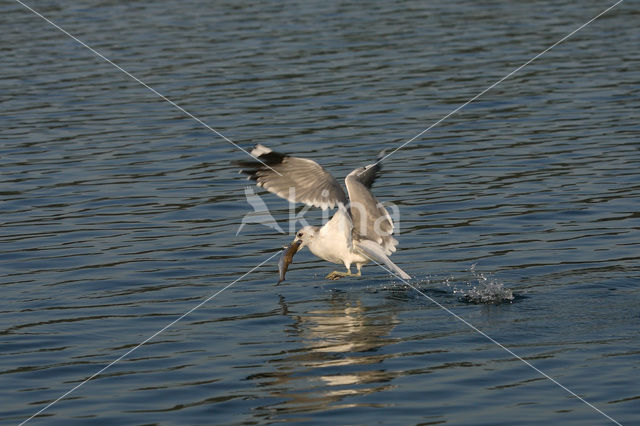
left=238, top=144, right=411, bottom=281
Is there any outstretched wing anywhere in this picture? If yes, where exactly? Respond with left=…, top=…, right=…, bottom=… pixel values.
left=238, top=144, right=348, bottom=210
left=344, top=157, right=398, bottom=255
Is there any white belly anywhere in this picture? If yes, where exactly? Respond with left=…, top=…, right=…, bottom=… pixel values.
left=307, top=210, right=369, bottom=267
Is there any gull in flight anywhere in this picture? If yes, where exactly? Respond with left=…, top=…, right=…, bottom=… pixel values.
left=238, top=144, right=411, bottom=281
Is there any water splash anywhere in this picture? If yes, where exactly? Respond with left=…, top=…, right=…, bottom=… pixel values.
left=452, top=264, right=515, bottom=304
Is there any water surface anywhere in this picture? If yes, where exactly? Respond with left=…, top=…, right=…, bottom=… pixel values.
left=1, top=0, right=639, bottom=424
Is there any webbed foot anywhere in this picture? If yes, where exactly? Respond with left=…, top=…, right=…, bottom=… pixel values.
left=325, top=270, right=352, bottom=280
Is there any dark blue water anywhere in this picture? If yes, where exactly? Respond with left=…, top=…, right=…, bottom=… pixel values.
left=2, top=0, right=639, bottom=424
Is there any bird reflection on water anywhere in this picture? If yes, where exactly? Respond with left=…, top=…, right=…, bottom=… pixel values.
left=247, top=292, right=398, bottom=417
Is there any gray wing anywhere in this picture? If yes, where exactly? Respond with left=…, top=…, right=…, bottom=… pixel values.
left=238, top=144, right=348, bottom=210
left=344, top=160, right=398, bottom=255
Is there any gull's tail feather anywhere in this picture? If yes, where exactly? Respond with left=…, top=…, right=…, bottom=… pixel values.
left=355, top=239, right=411, bottom=280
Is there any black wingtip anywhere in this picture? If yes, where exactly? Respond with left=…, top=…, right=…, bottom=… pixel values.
left=235, top=146, right=288, bottom=180
left=253, top=150, right=287, bottom=165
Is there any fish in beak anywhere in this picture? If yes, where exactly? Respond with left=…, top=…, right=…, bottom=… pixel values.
left=277, top=240, right=302, bottom=285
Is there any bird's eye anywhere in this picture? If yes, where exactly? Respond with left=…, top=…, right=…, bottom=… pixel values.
left=297, top=232, right=303, bottom=237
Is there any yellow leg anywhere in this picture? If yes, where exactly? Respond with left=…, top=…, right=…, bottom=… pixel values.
left=325, top=270, right=353, bottom=280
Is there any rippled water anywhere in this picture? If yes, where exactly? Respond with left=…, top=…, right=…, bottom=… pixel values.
left=2, top=0, right=639, bottom=424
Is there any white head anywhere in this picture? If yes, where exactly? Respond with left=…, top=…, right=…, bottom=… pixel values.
left=293, top=225, right=319, bottom=251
